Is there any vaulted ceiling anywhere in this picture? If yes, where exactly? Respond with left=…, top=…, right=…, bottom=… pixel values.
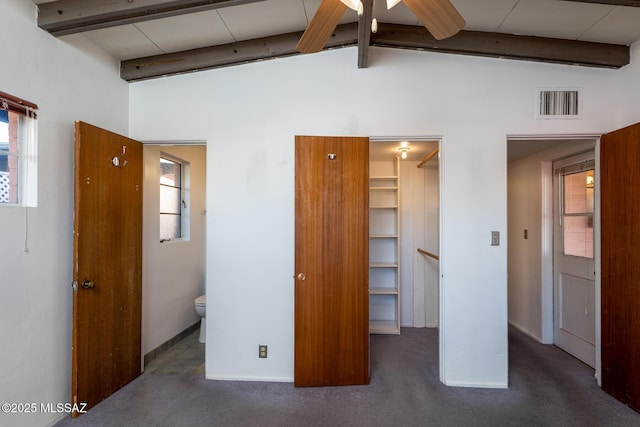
left=34, top=0, right=640, bottom=81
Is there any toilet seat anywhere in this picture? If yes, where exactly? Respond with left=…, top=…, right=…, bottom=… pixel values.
left=195, top=295, right=206, bottom=306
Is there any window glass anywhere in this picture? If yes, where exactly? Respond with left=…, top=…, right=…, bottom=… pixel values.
left=159, top=185, right=180, bottom=214
left=563, top=170, right=594, bottom=258
left=160, top=157, right=182, bottom=241
left=160, top=214, right=181, bottom=241
left=160, top=157, right=180, bottom=187
left=0, top=110, right=18, bottom=204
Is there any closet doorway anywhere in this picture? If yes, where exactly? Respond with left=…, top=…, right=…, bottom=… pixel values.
left=369, top=139, right=440, bottom=332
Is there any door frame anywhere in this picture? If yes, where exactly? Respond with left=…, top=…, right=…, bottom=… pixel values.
left=507, top=134, right=602, bottom=384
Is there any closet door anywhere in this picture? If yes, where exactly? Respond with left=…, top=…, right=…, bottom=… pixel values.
left=72, top=122, right=143, bottom=415
left=294, top=135, right=370, bottom=387
left=601, top=122, right=640, bottom=412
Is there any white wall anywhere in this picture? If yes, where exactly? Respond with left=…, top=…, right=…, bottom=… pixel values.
left=613, top=41, right=640, bottom=129
left=142, top=145, right=206, bottom=356
left=0, top=1, right=129, bottom=426
left=399, top=160, right=439, bottom=328
left=129, top=42, right=640, bottom=388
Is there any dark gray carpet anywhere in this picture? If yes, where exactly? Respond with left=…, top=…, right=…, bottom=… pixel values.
left=55, top=327, right=640, bottom=427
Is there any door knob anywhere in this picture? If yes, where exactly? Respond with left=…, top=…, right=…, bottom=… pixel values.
left=297, top=273, right=306, bottom=281
left=81, top=280, right=95, bottom=289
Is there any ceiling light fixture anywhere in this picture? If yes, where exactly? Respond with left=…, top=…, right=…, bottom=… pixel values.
left=398, top=144, right=411, bottom=160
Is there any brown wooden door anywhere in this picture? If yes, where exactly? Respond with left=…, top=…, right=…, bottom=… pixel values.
left=294, top=135, right=370, bottom=387
left=71, top=122, right=143, bottom=415
left=601, top=122, right=640, bottom=412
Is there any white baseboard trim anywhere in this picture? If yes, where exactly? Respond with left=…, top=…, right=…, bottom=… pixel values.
left=442, top=380, right=508, bottom=389
left=508, top=321, right=543, bottom=343
left=205, top=374, right=294, bottom=383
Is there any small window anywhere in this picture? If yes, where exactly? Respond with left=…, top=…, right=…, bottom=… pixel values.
left=159, top=155, right=190, bottom=241
left=562, top=169, right=594, bottom=258
left=0, top=91, right=37, bottom=206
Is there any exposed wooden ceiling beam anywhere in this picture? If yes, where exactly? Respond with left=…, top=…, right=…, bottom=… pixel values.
left=38, top=0, right=267, bottom=36
left=121, top=22, right=630, bottom=81
left=562, top=0, right=640, bottom=6
left=121, top=23, right=358, bottom=81
left=357, top=0, right=373, bottom=68
left=371, top=23, right=629, bottom=69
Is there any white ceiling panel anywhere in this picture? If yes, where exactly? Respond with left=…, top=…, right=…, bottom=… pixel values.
left=135, top=10, right=235, bottom=53
left=302, top=0, right=359, bottom=26
left=83, top=25, right=163, bottom=60
left=451, top=0, right=518, bottom=32
left=35, top=0, right=640, bottom=67
left=498, top=0, right=614, bottom=40
left=579, top=6, right=640, bottom=45
left=374, top=2, right=420, bottom=26
left=219, top=0, right=309, bottom=41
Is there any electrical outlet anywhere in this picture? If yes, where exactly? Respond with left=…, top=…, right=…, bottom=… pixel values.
left=259, top=345, right=268, bottom=358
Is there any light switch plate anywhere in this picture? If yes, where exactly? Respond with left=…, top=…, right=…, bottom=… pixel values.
left=491, top=231, right=500, bottom=246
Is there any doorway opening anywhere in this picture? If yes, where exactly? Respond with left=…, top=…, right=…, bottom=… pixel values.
left=141, top=142, right=207, bottom=375
left=369, top=138, right=440, bottom=332
left=507, top=136, right=600, bottom=379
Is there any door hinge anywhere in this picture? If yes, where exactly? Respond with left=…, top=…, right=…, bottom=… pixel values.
left=71, top=281, right=78, bottom=292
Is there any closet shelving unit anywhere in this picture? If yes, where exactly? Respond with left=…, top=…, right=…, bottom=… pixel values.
left=369, top=157, right=401, bottom=335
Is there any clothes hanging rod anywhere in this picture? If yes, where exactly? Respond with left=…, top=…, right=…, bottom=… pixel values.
left=417, top=148, right=439, bottom=168
left=417, top=248, right=439, bottom=260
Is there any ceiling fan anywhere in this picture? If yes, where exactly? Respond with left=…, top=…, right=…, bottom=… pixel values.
left=296, top=0, right=465, bottom=54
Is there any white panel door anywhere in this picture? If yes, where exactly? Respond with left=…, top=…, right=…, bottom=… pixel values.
left=553, top=151, right=596, bottom=367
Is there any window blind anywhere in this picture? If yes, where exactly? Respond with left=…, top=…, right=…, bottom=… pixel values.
left=0, top=91, right=37, bottom=118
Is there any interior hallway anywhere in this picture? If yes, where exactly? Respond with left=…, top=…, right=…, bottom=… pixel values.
left=54, top=327, right=639, bottom=426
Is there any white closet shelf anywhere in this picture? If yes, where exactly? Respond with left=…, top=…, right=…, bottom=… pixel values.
left=369, top=287, right=399, bottom=295
left=370, top=262, right=398, bottom=268
left=370, top=320, right=400, bottom=335
left=369, top=157, right=400, bottom=335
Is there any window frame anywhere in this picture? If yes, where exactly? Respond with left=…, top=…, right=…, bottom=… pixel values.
left=159, top=153, right=190, bottom=242
left=0, top=90, right=38, bottom=207
left=559, top=164, right=595, bottom=259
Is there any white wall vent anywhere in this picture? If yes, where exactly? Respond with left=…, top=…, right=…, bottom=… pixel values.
left=536, top=88, right=582, bottom=119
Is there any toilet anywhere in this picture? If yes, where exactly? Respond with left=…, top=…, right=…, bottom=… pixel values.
left=194, top=295, right=206, bottom=343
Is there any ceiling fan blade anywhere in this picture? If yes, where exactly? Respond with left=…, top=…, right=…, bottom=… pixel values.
left=296, top=0, right=348, bottom=53
left=403, top=0, right=465, bottom=40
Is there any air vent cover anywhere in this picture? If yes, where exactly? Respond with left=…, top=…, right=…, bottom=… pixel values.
left=537, top=88, right=582, bottom=119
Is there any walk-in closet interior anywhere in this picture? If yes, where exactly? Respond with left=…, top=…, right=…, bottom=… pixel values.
left=369, top=140, right=440, bottom=334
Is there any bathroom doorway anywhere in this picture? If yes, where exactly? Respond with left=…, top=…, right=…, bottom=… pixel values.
left=141, top=143, right=207, bottom=374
